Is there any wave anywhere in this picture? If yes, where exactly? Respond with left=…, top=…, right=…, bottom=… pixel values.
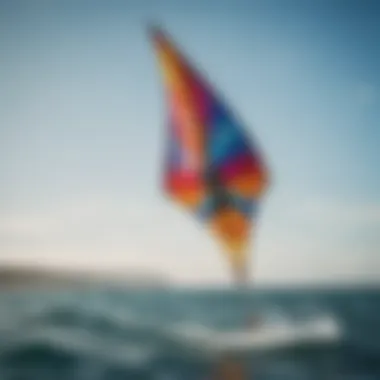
left=165, top=313, right=344, bottom=357
left=1, top=288, right=379, bottom=380
left=0, top=299, right=344, bottom=357
left=2, top=327, right=158, bottom=370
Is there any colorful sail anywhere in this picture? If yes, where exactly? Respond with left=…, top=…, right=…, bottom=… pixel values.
left=149, top=26, right=269, bottom=282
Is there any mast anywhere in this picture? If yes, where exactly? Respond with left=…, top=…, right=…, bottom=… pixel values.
left=234, top=263, right=248, bottom=287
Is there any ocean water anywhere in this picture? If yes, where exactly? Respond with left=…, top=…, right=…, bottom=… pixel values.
left=0, top=286, right=379, bottom=380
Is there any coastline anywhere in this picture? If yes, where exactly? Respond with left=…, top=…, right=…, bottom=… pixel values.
left=0, top=265, right=169, bottom=290
left=0, top=265, right=378, bottom=292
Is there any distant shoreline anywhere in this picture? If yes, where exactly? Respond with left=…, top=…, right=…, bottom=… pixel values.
left=0, top=265, right=378, bottom=292
left=0, top=265, right=169, bottom=290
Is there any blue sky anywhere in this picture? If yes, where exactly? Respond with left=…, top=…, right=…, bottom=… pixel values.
left=0, top=0, right=379, bottom=284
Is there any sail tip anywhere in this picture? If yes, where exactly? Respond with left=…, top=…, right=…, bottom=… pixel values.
left=146, top=21, right=164, bottom=40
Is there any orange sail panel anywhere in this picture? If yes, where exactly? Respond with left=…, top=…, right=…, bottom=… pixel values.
left=150, top=26, right=269, bottom=281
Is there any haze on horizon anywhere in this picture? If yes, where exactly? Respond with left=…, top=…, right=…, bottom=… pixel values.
left=0, top=1, right=379, bottom=286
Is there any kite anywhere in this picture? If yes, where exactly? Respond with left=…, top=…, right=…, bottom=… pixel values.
left=149, top=25, right=269, bottom=284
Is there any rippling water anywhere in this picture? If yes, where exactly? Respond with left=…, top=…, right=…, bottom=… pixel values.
left=0, top=286, right=379, bottom=379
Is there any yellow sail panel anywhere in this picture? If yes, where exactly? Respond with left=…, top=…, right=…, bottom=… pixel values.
left=209, top=207, right=251, bottom=281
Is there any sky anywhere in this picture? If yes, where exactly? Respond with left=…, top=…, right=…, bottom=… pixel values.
left=0, top=0, right=379, bottom=285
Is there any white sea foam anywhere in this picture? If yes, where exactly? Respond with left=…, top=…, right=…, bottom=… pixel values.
left=166, top=314, right=343, bottom=355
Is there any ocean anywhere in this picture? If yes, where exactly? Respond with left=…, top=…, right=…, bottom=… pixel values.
left=0, top=286, right=379, bottom=379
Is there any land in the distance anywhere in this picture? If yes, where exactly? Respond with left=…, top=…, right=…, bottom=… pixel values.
left=0, top=264, right=169, bottom=290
